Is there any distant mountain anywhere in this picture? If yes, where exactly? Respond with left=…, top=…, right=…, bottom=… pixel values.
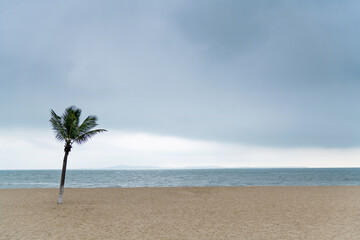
left=107, top=165, right=162, bottom=170
left=107, top=165, right=225, bottom=170
left=181, top=166, right=224, bottom=169
left=106, top=165, right=308, bottom=170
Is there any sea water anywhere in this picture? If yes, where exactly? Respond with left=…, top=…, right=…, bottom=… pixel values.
left=1, top=168, right=360, bottom=189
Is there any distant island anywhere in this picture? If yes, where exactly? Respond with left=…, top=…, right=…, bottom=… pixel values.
left=106, top=165, right=308, bottom=170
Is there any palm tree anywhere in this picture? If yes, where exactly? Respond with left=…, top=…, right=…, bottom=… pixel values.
left=50, top=106, right=106, bottom=204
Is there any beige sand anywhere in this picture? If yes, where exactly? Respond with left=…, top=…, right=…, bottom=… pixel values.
left=1, top=186, right=360, bottom=240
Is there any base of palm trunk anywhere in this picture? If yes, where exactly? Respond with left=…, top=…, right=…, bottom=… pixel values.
left=57, top=185, right=64, bottom=204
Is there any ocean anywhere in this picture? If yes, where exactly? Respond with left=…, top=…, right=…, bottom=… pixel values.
left=1, top=168, right=360, bottom=189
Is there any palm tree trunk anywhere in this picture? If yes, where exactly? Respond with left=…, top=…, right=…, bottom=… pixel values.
left=57, top=145, right=70, bottom=204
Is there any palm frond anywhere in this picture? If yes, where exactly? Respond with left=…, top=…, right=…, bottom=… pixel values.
left=72, top=107, right=82, bottom=128
left=62, top=106, right=81, bottom=139
left=78, top=115, right=99, bottom=135
left=50, top=109, right=66, bottom=141
left=74, top=129, right=107, bottom=144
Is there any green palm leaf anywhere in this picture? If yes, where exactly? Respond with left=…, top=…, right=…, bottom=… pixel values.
left=62, top=106, right=82, bottom=140
left=50, top=109, right=66, bottom=141
left=75, top=129, right=107, bottom=144
left=78, top=115, right=99, bottom=135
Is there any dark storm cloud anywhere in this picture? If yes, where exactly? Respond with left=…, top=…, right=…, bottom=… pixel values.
left=177, top=0, right=360, bottom=82
left=1, top=0, right=360, bottom=147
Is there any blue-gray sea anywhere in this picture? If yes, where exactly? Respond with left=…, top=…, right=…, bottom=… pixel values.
left=1, top=168, right=360, bottom=189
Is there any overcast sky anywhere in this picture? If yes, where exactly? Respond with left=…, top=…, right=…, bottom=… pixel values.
left=1, top=0, right=360, bottom=169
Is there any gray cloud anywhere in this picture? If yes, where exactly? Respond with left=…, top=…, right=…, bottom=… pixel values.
left=1, top=0, right=360, bottom=147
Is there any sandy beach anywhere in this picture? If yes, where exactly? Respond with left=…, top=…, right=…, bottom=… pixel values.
left=1, top=186, right=360, bottom=239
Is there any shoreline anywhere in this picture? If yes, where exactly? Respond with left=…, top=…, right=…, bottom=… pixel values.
left=2, top=184, right=360, bottom=190
left=1, top=186, right=360, bottom=239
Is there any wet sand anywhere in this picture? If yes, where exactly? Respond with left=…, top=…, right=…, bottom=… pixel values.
left=1, top=186, right=360, bottom=239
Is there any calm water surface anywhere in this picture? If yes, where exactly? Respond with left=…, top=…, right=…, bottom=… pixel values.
left=1, top=168, right=360, bottom=189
